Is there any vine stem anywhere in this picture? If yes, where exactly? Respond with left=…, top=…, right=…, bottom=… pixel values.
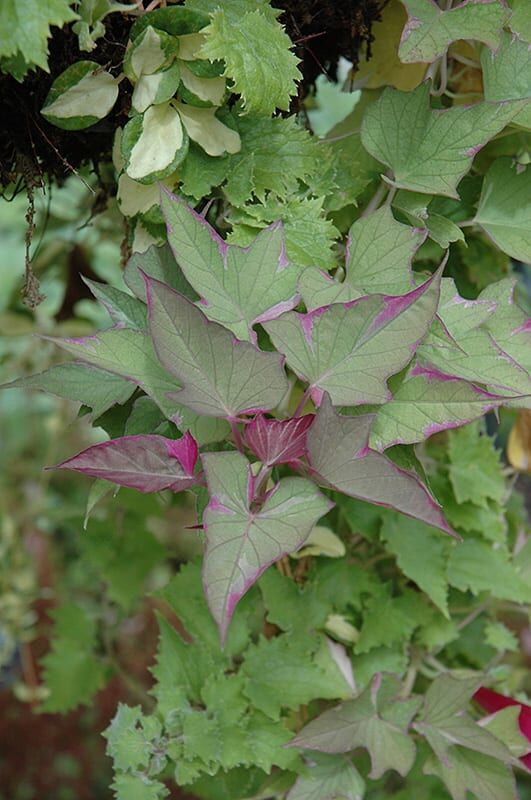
left=294, top=386, right=311, bottom=417
left=361, top=181, right=387, bottom=218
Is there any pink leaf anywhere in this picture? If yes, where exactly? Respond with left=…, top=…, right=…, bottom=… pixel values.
left=243, top=414, right=314, bottom=466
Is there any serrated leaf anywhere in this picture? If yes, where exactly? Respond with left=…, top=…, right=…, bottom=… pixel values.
left=481, top=706, right=530, bottom=759
left=381, top=514, right=451, bottom=615
left=264, top=270, right=441, bottom=407
left=447, top=423, right=506, bottom=508
left=3, top=362, right=135, bottom=419
left=0, top=0, right=78, bottom=73
left=424, top=746, right=517, bottom=800
left=258, top=568, right=330, bottom=638
left=53, top=432, right=200, bottom=493
left=104, top=704, right=160, bottom=772
left=40, top=604, right=106, bottom=712
left=356, top=586, right=423, bottom=653
left=185, top=0, right=279, bottom=24
left=399, top=0, right=509, bottom=64
left=509, top=0, right=531, bottom=42
left=224, top=115, right=323, bottom=204
left=243, top=413, right=314, bottom=467
left=201, top=450, right=332, bottom=640
left=307, top=395, right=454, bottom=535
left=42, top=60, right=118, bottom=130
left=228, top=196, right=339, bottom=271
left=447, top=538, right=531, bottom=603
left=179, top=142, right=230, bottom=199
left=287, top=753, right=365, bottom=800
left=484, top=621, right=519, bottom=653
left=146, top=276, right=288, bottom=419
left=322, top=128, right=381, bottom=211
left=122, top=103, right=188, bottom=183
left=368, top=364, right=505, bottom=450
left=242, top=634, right=350, bottom=720
left=414, top=674, right=511, bottom=764
left=476, top=158, right=531, bottom=263
left=111, top=773, right=169, bottom=800
left=161, top=192, right=300, bottom=340
left=361, top=82, right=526, bottom=197
left=290, top=673, right=422, bottom=779
left=198, top=9, right=300, bottom=115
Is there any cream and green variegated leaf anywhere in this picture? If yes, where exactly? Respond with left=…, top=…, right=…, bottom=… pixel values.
left=398, top=0, right=509, bottom=64
left=307, top=394, right=454, bottom=534
left=201, top=450, right=332, bottom=641
left=41, top=60, right=119, bottom=130
left=475, top=158, right=531, bottom=263
left=161, top=192, right=300, bottom=340
left=264, top=269, right=441, bottom=406
left=131, top=61, right=181, bottom=113
left=290, top=674, right=422, bottom=779
left=2, top=363, right=136, bottom=419
left=367, top=364, right=507, bottom=451
left=123, top=24, right=176, bottom=82
left=198, top=8, right=301, bottom=115
left=179, top=62, right=225, bottom=105
left=116, top=171, right=178, bottom=218
left=286, top=753, right=365, bottom=800
left=361, top=82, right=526, bottom=197
left=122, top=102, right=188, bottom=183
left=173, top=101, right=240, bottom=156
left=146, top=276, right=289, bottom=419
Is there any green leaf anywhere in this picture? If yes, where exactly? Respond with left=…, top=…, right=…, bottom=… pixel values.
left=290, top=674, right=422, bottom=779
left=414, top=674, right=511, bottom=764
left=398, top=0, right=509, bottom=63
left=179, top=143, right=230, bottom=200
left=509, top=0, right=531, bottom=41
left=3, top=362, right=135, bottom=418
left=198, top=9, right=300, bottom=115
left=185, top=0, right=279, bottom=24
left=484, top=621, right=519, bottom=653
left=447, top=423, right=506, bottom=508
left=264, top=270, right=441, bottom=406
left=80, top=521, right=165, bottom=610
left=287, top=753, right=365, bottom=800
left=476, top=158, right=531, bottom=263
left=228, top=196, right=339, bottom=270
left=122, top=103, right=189, bottom=183
left=224, top=115, right=323, bottom=204
left=381, top=514, right=450, bottom=615
left=482, top=29, right=531, bottom=102
left=104, top=704, right=162, bottom=772
left=447, top=538, right=531, bottom=603
left=242, top=634, right=351, bottom=720
left=356, top=585, right=422, bottom=653
left=361, top=83, right=526, bottom=197
left=42, top=60, right=118, bottom=130
left=0, top=0, right=77, bottom=73
left=258, top=568, right=330, bottom=639
left=146, top=276, right=289, bottom=418
left=322, top=129, right=381, bottom=212
left=161, top=192, right=302, bottom=340
left=202, top=450, right=332, bottom=640
left=40, top=604, right=106, bottom=712
left=481, top=706, right=530, bottom=758
left=479, top=278, right=531, bottom=375
left=111, top=773, right=169, bottom=800
left=424, top=746, right=517, bottom=800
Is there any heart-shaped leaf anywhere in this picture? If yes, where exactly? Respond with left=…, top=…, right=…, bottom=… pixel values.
left=307, top=394, right=454, bottom=534
left=161, top=192, right=300, bottom=340
left=53, top=432, right=200, bottom=493
left=201, top=450, right=332, bottom=642
left=146, top=276, right=289, bottom=419
left=264, top=270, right=441, bottom=407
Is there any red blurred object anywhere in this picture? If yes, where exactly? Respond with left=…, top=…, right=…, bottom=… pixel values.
left=474, top=687, right=531, bottom=769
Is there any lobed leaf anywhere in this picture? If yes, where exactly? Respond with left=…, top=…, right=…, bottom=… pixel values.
left=243, top=414, right=314, bottom=467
